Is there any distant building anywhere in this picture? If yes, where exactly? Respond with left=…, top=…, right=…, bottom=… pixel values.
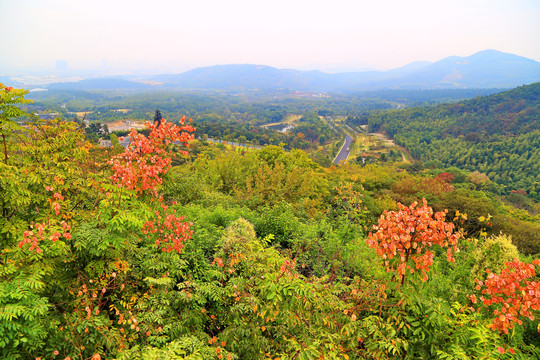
left=119, top=136, right=132, bottom=148
left=35, top=113, right=59, bottom=120
left=99, top=136, right=132, bottom=149
left=99, top=140, right=113, bottom=148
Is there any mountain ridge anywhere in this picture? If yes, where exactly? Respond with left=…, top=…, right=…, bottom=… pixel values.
left=43, top=50, right=540, bottom=92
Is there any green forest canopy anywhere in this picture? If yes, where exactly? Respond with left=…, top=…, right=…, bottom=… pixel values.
left=368, top=82, right=540, bottom=200
left=1, top=83, right=539, bottom=359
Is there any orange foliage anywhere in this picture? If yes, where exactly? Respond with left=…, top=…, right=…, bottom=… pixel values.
left=19, top=220, right=72, bottom=253
left=109, top=117, right=195, bottom=195
left=471, top=259, right=540, bottom=334
left=367, top=199, right=460, bottom=283
left=436, top=172, right=454, bottom=184
left=142, top=203, right=193, bottom=254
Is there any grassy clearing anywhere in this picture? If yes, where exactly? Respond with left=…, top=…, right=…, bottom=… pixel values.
left=75, top=111, right=92, bottom=118
left=260, top=114, right=301, bottom=128
left=346, top=133, right=412, bottom=164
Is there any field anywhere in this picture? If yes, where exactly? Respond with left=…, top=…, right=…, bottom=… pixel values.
left=260, top=113, right=302, bottom=128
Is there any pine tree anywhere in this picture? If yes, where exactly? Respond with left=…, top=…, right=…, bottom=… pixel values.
left=154, top=108, right=162, bottom=127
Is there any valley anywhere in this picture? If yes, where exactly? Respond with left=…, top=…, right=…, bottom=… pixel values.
left=3, top=0, right=539, bottom=357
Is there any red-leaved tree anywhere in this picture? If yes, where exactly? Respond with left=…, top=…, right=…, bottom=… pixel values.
left=367, top=199, right=460, bottom=284
left=109, top=117, right=196, bottom=254
left=109, top=117, right=195, bottom=196
left=470, top=259, right=540, bottom=334
left=142, top=202, right=193, bottom=253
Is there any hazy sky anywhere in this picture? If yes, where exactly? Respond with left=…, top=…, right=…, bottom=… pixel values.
left=2, top=0, right=540, bottom=73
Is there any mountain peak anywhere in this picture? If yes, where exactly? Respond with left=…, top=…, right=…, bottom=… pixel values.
left=44, top=50, right=540, bottom=91
left=467, top=49, right=537, bottom=62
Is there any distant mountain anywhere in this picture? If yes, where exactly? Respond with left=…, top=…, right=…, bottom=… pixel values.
left=153, top=64, right=338, bottom=91
left=47, top=78, right=151, bottom=90
left=45, top=50, right=540, bottom=92
left=384, top=61, right=433, bottom=77
left=152, top=64, right=409, bottom=92
left=390, top=50, right=540, bottom=88
left=152, top=50, right=539, bottom=91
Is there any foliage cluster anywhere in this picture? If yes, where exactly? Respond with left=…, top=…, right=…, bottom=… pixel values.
left=368, top=82, right=540, bottom=200
left=1, top=84, right=539, bottom=359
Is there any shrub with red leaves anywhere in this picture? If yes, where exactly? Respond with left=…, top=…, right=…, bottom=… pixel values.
left=367, top=198, right=460, bottom=283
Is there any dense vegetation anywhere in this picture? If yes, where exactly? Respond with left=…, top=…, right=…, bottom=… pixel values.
left=26, top=89, right=392, bottom=125
left=192, top=112, right=335, bottom=150
left=27, top=87, right=504, bottom=128
left=368, top=83, right=540, bottom=200
left=1, top=84, right=539, bottom=359
left=351, top=88, right=504, bottom=106
left=26, top=87, right=509, bottom=158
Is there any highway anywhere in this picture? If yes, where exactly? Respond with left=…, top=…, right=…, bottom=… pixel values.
left=332, top=134, right=353, bottom=164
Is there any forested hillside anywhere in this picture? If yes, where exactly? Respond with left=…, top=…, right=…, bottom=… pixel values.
left=369, top=83, right=540, bottom=199
left=1, top=84, right=539, bottom=359
left=27, top=89, right=392, bottom=125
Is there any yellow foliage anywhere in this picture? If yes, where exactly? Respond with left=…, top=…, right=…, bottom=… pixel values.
left=471, top=233, right=520, bottom=280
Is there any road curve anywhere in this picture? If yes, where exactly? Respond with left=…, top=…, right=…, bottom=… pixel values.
left=332, top=134, right=353, bottom=164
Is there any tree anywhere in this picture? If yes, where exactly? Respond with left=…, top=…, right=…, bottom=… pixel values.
left=470, top=259, right=540, bottom=334
left=154, top=108, right=162, bottom=127
left=0, top=85, right=201, bottom=359
left=367, top=199, right=460, bottom=284
left=0, top=84, right=31, bottom=164
left=109, top=116, right=195, bottom=196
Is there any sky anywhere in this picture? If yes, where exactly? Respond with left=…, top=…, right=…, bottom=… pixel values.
left=2, top=0, right=540, bottom=74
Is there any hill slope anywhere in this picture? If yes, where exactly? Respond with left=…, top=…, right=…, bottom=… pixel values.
left=47, top=78, right=151, bottom=90
left=368, top=82, right=540, bottom=199
left=392, top=49, right=540, bottom=88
